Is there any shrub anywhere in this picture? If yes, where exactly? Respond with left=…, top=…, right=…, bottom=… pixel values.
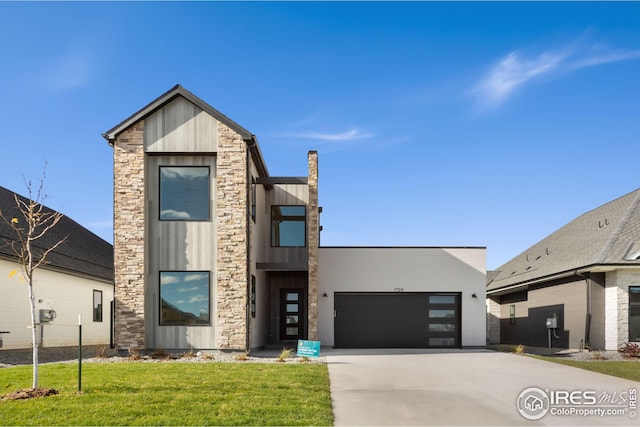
left=150, top=349, right=174, bottom=360
left=235, top=352, right=249, bottom=361
left=618, top=342, right=640, bottom=358
left=277, top=348, right=293, bottom=363
left=127, top=349, right=143, bottom=361
left=94, top=345, right=109, bottom=359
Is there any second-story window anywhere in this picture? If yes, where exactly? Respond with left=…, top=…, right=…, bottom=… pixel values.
left=159, top=166, right=210, bottom=221
left=271, top=205, right=306, bottom=247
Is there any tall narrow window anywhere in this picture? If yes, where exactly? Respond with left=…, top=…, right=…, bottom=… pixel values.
left=160, top=272, right=210, bottom=326
left=93, top=290, right=103, bottom=322
left=509, top=304, right=516, bottom=325
left=159, top=166, right=210, bottom=220
left=271, top=205, right=306, bottom=247
left=629, top=287, right=640, bottom=341
left=250, top=275, right=256, bottom=318
left=251, top=177, right=257, bottom=223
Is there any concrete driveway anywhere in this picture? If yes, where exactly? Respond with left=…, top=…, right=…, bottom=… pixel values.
left=326, top=349, right=639, bottom=426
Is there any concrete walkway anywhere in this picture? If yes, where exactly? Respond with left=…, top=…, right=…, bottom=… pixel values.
left=326, top=349, right=639, bottom=426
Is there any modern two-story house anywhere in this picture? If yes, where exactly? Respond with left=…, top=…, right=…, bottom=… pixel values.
left=103, top=85, right=487, bottom=353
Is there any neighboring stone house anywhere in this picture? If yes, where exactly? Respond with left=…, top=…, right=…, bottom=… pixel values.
left=103, top=85, right=487, bottom=353
left=487, top=188, right=640, bottom=350
left=0, top=186, right=114, bottom=350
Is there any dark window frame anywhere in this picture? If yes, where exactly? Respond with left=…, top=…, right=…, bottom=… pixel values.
left=93, top=290, right=103, bottom=322
left=159, top=166, right=211, bottom=222
left=629, top=286, right=640, bottom=341
left=271, top=205, right=307, bottom=247
left=250, top=275, right=256, bottom=318
left=159, top=271, right=211, bottom=326
left=509, top=304, right=516, bottom=325
left=251, top=176, right=257, bottom=223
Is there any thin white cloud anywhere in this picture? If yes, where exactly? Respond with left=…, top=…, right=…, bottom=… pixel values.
left=474, top=51, right=566, bottom=110
left=189, top=295, right=208, bottom=303
left=184, top=273, right=208, bottom=282
left=160, top=209, right=191, bottom=220
left=289, top=128, right=375, bottom=142
left=472, top=40, right=640, bottom=112
left=567, top=49, right=640, bottom=71
left=274, top=126, right=376, bottom=153
left=160, top=275, right=180, bottom=285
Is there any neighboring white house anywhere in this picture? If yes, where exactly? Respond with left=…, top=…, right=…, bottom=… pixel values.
left=0, top=186, right=114, bottom=350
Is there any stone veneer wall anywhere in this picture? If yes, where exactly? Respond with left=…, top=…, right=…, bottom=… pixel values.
left=307, top=151, right=319, bottom=340
left=216, top=123, right=248, bottom=350
left=113, top=121, right=146, bottom=351
left=605, top=269, right=637, bottom=350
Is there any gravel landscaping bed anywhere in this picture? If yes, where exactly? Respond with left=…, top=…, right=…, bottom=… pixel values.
left=0, top=346, right=324, bottom=367
left=489, top=344, right=640, bottom=362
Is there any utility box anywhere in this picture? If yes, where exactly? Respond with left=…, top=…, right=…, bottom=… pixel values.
left=39, top=309, right=56, bottom=323
left=545, top=317, right=557, bottom=329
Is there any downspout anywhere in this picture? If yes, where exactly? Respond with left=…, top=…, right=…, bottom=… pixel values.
left=578, top=271, right=592, bottom=350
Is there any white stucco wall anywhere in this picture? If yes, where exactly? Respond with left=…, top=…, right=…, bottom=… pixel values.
left=317, top=247, right=487, bottom=347
left=0, top=258, right=114, bottom=350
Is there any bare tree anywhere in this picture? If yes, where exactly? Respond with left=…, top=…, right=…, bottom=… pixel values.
left=0, top=169, right=67, bottom=389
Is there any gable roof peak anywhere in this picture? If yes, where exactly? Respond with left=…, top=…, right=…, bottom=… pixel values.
left=102, top=84, right=253, bottom=144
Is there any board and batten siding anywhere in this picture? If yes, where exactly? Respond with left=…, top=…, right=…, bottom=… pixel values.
left=146, top=155, right=217, bottom=350
left=259, top=184, right=309, bottom=266
left=317, top=247, right=487, bottom=347
left=144, top=97, right=218, bottom=153
left=529, top=279, right=586, bottom=349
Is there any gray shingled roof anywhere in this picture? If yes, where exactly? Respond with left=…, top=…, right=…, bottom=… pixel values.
left=488, top=188, right=640, bottom=293
left=0, top=186, right=113, bottom=282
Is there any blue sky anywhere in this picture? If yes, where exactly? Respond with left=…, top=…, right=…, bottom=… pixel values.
left=1, top=2, right=640, bottom=270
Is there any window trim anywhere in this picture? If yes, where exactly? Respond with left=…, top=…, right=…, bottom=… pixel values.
left=629, top=286, right=640, bottom=341
left=271, top=205, right=307, bottom=247
left=159, top=165, right=211, bottom=222
left=93, top=290, right=103, bottom=322
left=159, top=271, right=211, bottom=326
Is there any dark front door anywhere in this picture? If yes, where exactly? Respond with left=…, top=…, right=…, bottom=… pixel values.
left=280, top=289, right=305, bottom=341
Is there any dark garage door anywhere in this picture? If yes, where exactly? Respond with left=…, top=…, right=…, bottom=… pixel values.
left=334, top=292, right=461, bottom=348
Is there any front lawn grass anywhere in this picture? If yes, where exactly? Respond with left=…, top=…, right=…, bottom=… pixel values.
left=530, top=355, right=640, bottom=382
left=0, top=362, right=333, bottom=426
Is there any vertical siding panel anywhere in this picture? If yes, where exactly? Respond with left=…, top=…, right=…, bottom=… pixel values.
left=147, top=154, right=217, bottom=349
left=145, top=97, right=219, bottom=153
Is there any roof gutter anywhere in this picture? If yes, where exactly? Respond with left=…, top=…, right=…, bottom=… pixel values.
left=487, top=263, right=640, bottom=296
left=487, top=270, right=578, bottom=296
